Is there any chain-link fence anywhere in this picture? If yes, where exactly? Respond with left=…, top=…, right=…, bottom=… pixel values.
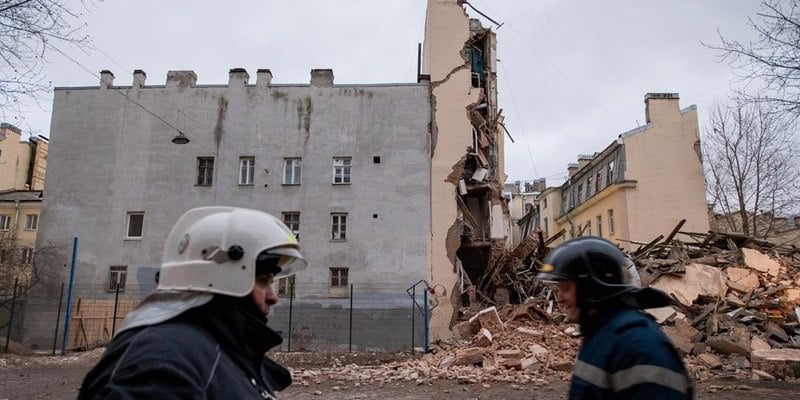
left=3, top=280, right=431, bottom=354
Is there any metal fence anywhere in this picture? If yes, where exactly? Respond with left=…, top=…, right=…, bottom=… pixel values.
left=2, top=280, right=431, bottom=354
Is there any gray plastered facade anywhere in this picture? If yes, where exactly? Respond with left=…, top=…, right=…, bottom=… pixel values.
left=22, top=70, right=432, bottom=350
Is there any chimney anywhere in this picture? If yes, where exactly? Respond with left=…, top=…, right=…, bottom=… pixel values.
left=577, top=154, right=594, bottom=170
left=166, top=70, right=197, bottom=91
left=228, top=68, right=249, bottom=89
left=310, top=69, right=334, bottom=87
left=256, top=69, right=273, bottom=88
left=133, top=69, right=146, bottom=88
left=100, top=70, right=115, bottom=89
left=567, top=163, right=579, bottom=178
left=644, top=92, right=680, bottom=123
left=533, top=178, right=547, bottom=192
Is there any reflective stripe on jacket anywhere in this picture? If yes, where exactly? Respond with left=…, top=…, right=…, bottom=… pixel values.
left=570, top=309, right=693, bottom=399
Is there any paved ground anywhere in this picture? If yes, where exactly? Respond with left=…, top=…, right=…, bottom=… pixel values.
left=1, top=350, right=798, bottom=399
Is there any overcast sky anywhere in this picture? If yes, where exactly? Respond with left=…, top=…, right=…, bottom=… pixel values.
left=12, top=0, right=763, bottom=187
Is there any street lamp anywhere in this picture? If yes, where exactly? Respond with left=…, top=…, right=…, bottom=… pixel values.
left=172, top=130, right=190, bottom=145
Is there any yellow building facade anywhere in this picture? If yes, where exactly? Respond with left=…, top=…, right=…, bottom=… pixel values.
left=539, top=94, right=709, bottom=249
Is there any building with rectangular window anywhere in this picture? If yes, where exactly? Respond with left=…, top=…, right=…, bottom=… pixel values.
left=533, top=93, right=710, bottom=249
left=23, top=67, right=434, bottom=350
left=0, top=123, right=48, bottom=310
left=22, top=0, right=509, bottom=350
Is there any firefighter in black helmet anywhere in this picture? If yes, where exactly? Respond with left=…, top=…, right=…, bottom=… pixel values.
left=538, top=237, right=693, bottom=400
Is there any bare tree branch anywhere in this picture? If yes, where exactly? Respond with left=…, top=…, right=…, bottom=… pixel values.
left=0, top=0, right=94, bottom=124
left=704, top=98, right=800, bottom=239
left=706, top=0, right=800, bottom=116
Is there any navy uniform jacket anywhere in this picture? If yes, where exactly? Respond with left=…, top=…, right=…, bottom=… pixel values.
left=78, top=299, right=291, bottom=399
left=570, top=309, right=693, bottom=399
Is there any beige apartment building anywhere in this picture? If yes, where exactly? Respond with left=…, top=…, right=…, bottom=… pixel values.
left=536, top=93, right=709, bottom=250
left=0, top=123, right=48, bottom=192
left=0, top=123, right=48, bottom=294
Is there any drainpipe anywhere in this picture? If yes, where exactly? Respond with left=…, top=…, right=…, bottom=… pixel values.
left=13, top=200, right=20, bottom=236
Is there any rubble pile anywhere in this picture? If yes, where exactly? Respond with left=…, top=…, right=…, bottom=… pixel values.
left=291, top=303, right=578, bottom=386
left=632, top=228, right=800, bottom=381
left=459, top=220, right=800, bottom=381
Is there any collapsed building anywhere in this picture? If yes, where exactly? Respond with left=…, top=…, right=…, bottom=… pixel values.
left=422, top=0, right=511, bottom=340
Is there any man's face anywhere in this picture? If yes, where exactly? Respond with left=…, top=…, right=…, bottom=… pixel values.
left=556, top=280, right=579, bottom=323
left=251, top=273, right=279, bottom=316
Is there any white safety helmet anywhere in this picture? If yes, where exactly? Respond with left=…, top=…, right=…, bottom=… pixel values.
left=157, top=206, right=306, bottom=296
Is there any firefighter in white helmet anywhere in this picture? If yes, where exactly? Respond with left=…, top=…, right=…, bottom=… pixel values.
left=79, top=206, right=305, bottom=399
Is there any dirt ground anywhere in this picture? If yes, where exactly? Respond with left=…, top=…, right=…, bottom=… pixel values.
left=1, top=350, right=799, bottom=399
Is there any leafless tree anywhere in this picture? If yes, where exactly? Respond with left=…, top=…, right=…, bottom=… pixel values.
left=0, top=0, right=92, bottom=122
left=704, top=98, right=800, bottom=239
left=708, top=0, right=800, bottom=116
left=0, top=232, right=64, bottom=306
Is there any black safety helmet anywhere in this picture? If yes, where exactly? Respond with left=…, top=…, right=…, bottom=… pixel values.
left=538, top=237, right=637, bottom=306
left=543, top=237, right=676, bottom=313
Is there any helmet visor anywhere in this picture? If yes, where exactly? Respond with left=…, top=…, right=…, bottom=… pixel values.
left=261, top=246, right=307, bottom=278
left=535, top=263, right=571, bottom=283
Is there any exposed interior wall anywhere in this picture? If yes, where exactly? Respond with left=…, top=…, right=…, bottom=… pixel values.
left=423, top=0, right=508, bottom=340
left=423, top=0, right=478, bottom=341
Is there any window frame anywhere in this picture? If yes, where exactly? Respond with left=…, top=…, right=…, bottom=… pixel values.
left=24, top=214, right=38, bottom=231
left=238, top=156, right=255, bottom=186
left=332, top=157, right=352, bottom=185
left=107, top=265, right=128, bottom=292
left=277, top=275, right=295, bottom=297
left=597, top=215, right=603, bottom=237
left=0, top=215, right=10, bottom=231
left=20, top=248, right=34, bottom=264
left=608, top=209, right=616, bottom=234
left=126, top=212, right=145, bottom=239
left=331, top=213, right=347, bottom=241
left=329, top=267, right=349, bottom=288
left=283, top=158, right=302, bottom=185
left=282, top=212, right=300, bottom=239
left=197, top=156, right=215, bottom=186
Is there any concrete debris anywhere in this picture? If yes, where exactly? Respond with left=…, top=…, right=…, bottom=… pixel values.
left=650, top=263, right=727, bottom=306
left=453, top=225, right=800, bottom=383
left=742, top=248, right=781, bottom=277
left=751, top=349, right=800, bottom=379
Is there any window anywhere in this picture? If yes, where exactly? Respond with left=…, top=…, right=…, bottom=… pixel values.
left=239, top=157, right=255, bottom=185
left=586, top=221, right=592, bottom=236
left=597, top=215, right=603, bottom=237
left=126, top=212, right=144, bottom=239
left=283, top=158, right=302, bottom=185
left=107, top=266, right=127, bottom=291
left=277, top=275, right=295, bottom=296
left=542, top=198, right=548, bottom=209
left=282, top=212, right=300, bottom=239
left=577, top=184, right=584, bottom=203
left=608, top=209, right=615, bottom=234
left=21, top=248, right=34, bottom=264
left=331, top=213, right=347, bottom=240
left=332, top=157, right=352, bottom=184
left=0, top=215, right=9, bottom=231
left=197, top=157, right=214, bottom=186
left=587, top=176, right=593, bottom=197
left=24, top=214, right=38, bottom=230
left=330, top=267, right=349, bottom=287
left=373, top=156, right=381, bottom=164
left=543, top=218, right=549, bottom=237
left=607, top=161, right=615, bottom=185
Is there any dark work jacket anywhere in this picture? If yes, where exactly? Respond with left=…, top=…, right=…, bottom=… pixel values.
left=570, top=308, right=693, bottom=400
left=78, top=299, right=290, bottom=399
